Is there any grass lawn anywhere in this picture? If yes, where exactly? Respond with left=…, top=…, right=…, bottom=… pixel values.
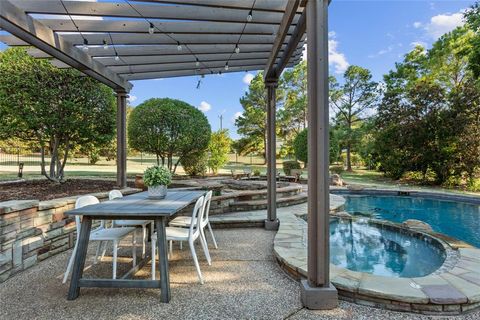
left=1, top=154, right=478, bottom=197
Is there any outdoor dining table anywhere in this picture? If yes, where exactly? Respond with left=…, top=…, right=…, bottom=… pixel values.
left=65, top=190, right=205, bottom=302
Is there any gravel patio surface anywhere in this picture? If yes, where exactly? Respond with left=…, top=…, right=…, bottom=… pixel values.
left=0, top=228, right=478, bottom=320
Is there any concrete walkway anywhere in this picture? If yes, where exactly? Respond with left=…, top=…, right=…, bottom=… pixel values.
left=0, top=227, right=478, bottom=319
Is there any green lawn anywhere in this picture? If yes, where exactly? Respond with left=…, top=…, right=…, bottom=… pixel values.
left=1, top=156, right=479, bottom=197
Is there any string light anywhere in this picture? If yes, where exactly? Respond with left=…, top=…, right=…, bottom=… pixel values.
left=103, top=39, right=108, bottom=50
left=246, top=10, right=253, bottom=22
left=115, top=54, right=120, bottom=61
left=177, top=41, right=182, bottom=51
left=148, top=22, right=155, bottom=34
left=82, top=38, right=89, bottom=51
left=195, top=58, right=200, bottom=67
left=235, top=44, right=240, bottom=54
left=225, top=62, right=229, bottom=71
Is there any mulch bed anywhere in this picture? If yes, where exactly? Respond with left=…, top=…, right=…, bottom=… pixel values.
left=0, top=179, right=135, bottom=202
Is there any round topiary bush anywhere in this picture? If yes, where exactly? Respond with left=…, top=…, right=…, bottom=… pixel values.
left=293, top=129, right=308, bottom=164
left=283, top=160, right=301, bottom=175
left=128, top=98, right=211, bottom=173
left=182, top=151, right=208, bottom=177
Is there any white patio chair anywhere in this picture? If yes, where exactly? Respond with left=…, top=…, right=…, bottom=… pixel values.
left=108, top=190, right=153, bottom=258
left=151, top=195, right=210, bottom=284
left=62, top=195, right=137, bottom=283
left=169, top=190, right=218, bottom=253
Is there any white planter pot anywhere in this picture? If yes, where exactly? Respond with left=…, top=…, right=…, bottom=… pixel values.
left=148, top=185, right=167, bottom=199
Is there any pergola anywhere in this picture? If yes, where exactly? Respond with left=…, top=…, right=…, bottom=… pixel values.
left=0, top=0, right=336, bottom=309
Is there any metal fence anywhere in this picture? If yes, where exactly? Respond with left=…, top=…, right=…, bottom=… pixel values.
left=0, top=147, right=43, bottom=166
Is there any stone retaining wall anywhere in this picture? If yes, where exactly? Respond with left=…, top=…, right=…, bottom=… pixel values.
left=0, top=188, right=140, bottom=283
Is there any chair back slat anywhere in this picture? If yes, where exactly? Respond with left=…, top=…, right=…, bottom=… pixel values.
left=74, top=195, right=100, bottom=233
left=189, top=196, right=204, bottom=238
left=109, top=190, right=123, bottom=200
left=202, top=191, right=213, bottom=225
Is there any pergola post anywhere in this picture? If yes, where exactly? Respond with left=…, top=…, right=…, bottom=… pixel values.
left=300, top=0, right=338, bottom=309
left=116, top=91, right=128, bottom=189
left=265, top=80, right=279, bottom=231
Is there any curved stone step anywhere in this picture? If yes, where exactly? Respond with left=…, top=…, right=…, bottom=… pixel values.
left=229, top=193, right=308, bottom=212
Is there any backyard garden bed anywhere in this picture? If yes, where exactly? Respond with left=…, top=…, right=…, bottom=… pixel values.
left=0, top=179, right=135, bottom=201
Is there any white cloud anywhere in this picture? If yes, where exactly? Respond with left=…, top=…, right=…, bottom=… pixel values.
left=413, top=22, right=423, bottom=29
left=242, top=73, right=254, bottom=85
left=368, top=45, right=394, bottom=58
left=302, top=33, right=349, bottom=74
left=127, top=95, right=137, bottom=103
left=423, top=11, right=464, bottom=39
left=232, top=112, right=242, bottom=123
left=198, top=101, right=211, bottom=112
left=329, top=38, right=349, bottom=74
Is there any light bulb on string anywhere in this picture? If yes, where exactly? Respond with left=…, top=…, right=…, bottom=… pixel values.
left=148, top=23, right=155, bottom=34
left=235, top=45, right=240, bottom=54
left=82, top=38, right=89, bottom=51
left=246, top=10, right=253, bottom=22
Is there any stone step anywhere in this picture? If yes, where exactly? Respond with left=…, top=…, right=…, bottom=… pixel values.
left=229, top=193, right=308, bottom=212
left=230, top=185, right=303, bottom=202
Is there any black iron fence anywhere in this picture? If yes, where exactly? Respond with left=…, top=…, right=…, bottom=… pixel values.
left=0, top=147, right=43, bottom=166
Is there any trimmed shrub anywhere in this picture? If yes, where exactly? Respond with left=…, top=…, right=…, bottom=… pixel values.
left=293, top=129, right=308, bottom=164
left=330, top=165, right=344, bottom=175
left=182, top=151, right=208, bottom=177
left=283, top=160, right=301, bottom=175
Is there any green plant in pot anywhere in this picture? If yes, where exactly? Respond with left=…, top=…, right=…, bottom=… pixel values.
left=143, top=166, right=172, bottom=199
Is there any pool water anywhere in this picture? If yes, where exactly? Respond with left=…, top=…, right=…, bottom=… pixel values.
left=341, top=195, right=480, bottom=248
left=330, top=218, right=446, bottom=277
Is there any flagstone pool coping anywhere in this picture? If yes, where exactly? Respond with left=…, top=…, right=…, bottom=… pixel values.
left=273, top=193, right=480, bottom=315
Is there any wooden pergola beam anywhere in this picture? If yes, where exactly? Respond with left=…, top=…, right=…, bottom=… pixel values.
left=131, top=0, right=302, bottom=13
left=18, top=0, right=300, bottom=25
left=264, top=0, right=300, bottom=80
left=0, top=0, right=131, bottom=92
left=38, top=19, right=296, bottom=35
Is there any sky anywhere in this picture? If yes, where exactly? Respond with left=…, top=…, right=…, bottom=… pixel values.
left=127, top=0, right=472, bottom=138
left=0, top=0, right=474, bottom=138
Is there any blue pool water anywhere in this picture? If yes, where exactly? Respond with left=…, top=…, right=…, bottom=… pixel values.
left=330, top=218, right=445, bottom=277
left=341, top=195, right=480, bottom=248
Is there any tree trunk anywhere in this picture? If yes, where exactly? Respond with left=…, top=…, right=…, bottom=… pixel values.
left=262, top=130, right=267, bottom=165
left=346, top=144, right=352, bottom=172
left=173, top=158, right=181, bottom=174
left=58, top=142, right=70, bottom=180
left=40, top=145, right=47, bottom=176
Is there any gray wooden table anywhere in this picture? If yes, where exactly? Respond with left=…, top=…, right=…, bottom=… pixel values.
left=65, top=190, right=205, bottom=302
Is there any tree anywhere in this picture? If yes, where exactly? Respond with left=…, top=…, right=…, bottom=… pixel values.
left=277, top=61, right=307, bottom=156
left=464, top=2, right=480, bottom=78
left=330, top=66, right=379, bottom=171
left=208, top=129, right=231, bottom=174
left=235, top=72, right=283, bottom=163
left=374, top=26, right=480, bottom=185
left=128, top=98, right=211, bottom=173
left=0, top=48, right=116, bottom=181
left=293, top=129, right=308, bottom=164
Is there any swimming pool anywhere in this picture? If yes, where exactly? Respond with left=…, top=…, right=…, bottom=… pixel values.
left=330, top=218, right=446, bottom=277
left=340, top=194, right=480, bottom=248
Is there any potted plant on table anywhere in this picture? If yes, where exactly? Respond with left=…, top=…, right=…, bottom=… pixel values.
left=143, top=165, right=172, bottom=199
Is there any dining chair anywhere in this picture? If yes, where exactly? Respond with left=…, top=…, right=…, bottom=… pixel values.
left=62, top=195, right=137, bottom=283
left=108, top=190, right=153, bottom=258
left=151, top=195, right=210, bottom=284
left=169, top=190, right=218, bottom=253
